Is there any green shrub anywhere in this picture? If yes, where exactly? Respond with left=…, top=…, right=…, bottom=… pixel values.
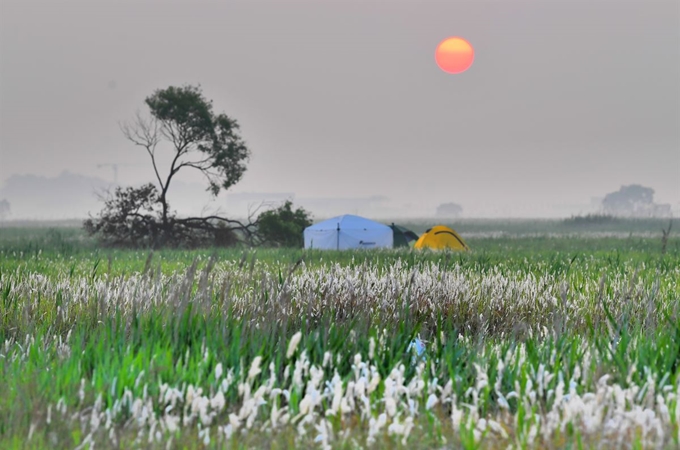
left=257, top=201, right=312, bottom=247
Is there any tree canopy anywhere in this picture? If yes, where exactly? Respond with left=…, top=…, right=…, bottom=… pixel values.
left=602, top=184, right=670, bottom=217
left=143, top=85, right=250, bottom=197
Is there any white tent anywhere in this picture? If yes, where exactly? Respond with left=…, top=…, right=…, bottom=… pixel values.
left=304, top=215, right=393, bottom=250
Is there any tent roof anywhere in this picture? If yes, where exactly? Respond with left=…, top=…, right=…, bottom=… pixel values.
left=389, top=224, right=410, bottom=233
left=305, top=214, right=391, bottom=232
left=414, top=225, right=470, bottom=251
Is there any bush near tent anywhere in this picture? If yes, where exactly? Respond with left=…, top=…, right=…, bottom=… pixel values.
left=303, top=215, right=393, bottom=250
left=414, top=225, right=469, bottom=251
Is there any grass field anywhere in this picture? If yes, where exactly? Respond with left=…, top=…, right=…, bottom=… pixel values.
left=1, top=220, right=678, bottom=449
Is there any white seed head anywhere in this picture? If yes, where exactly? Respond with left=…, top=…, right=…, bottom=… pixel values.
left=287, top=332, right=303, bottom=359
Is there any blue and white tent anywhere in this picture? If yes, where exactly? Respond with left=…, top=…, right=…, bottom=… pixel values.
left=303, top=215, right=393, bottom=250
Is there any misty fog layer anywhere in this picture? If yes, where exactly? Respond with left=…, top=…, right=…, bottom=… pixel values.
left=1, top=0, right=678, bottom=219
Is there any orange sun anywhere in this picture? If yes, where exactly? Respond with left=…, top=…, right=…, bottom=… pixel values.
left=435, top=37, right=474, bottom=74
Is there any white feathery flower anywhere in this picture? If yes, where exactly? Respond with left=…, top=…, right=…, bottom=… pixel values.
left=388, top=420, right=403, bottom=435
left=164, top=415, right=179, bottom=433
left=27, top=423, right=36, bottom=441
left=441, top=379, right=453, bottom=400
left=354, top=377, right=366, bottom=399
left=359, top=393, right=371, bottom=420
left=385, top=397, right=397, bottom=417
left=407, top=398, right=416, bottom=416
left=475, top=371, right=488, bottom=392
left=368, top=374, right=381, bottom=394
left=220, top=378, right=231, bottom=393
left=214, top=363, right=223, bottom=381
left=497, top=392, right=510, bottom=411
left=198, top=426, right=210, bottom=446
left=488, top=419, right=508, bottom=438
left=248, top=356, right=263, bottom=381
left=425, top=393, right=438, bottom=410
left=377, top=412, right=387, bottom=428
left=323, top=351, right=332, bottom=368
left=368, top=412, right=388, bottom=444
left=246, top=407, right=258, bottom=429
left=495, top=359, right=505, bottom=392
left=299, top=394, right=313, bottom=416
left=134, top=370, right=145, bottom=389
left=270, top=402, right=286, bottom=428
left=186, top=385, right=197, bottom=404
left=228, top=413, right=241, bottom=430
left=210, top=391, right=225, bottom=411
left=287, top=332, right=302, bottom=359
left=314, top=419, right=332, bottom=448
left=404, top=416, right=415, bottom=440
left=222, top=424, right=234, bottom=440
left=78, top=378, right=86, bottom=403
left=329, top=379, right=343, bottom=416
left=292, top=368, right=304, bottom=390
left=451, top=406, right=464, bottom=430
left=196, top=398, right=212, bottom=425
left=340, top=396, right=352, bottom=414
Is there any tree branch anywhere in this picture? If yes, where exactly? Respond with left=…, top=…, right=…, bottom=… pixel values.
left=120, top=112, right=165, bottom=191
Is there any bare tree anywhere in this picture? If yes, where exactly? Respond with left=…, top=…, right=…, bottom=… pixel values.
left=121, top=85, right=249, bottom=228
left=86, top=85, right=255, bottom=248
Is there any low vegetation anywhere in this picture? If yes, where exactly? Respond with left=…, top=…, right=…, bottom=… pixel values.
left=0, top=223, right=678, bottom=448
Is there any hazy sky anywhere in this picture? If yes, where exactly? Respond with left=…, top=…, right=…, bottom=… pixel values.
left=1, top=0, right=678, bottom=217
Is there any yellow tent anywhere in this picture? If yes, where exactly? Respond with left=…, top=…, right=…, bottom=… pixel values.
left=414, top=225, right=470, bottom=251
